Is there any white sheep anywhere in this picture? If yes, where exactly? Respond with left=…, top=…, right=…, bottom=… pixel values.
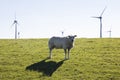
left=48, top=35, right=77, bottom=60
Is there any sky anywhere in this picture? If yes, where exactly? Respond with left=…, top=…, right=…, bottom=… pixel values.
left=0, top=0, right=120, bottom=38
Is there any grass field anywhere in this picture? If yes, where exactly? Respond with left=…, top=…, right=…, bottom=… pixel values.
left=0, top=38, right=120, bottom=80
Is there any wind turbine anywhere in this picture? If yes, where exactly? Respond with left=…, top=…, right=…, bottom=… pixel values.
left=92, top=7, right=107, bottom=38
left=107, top=28, right=112, bottom=38
left=61, top=31, right=64, bottom=36
left=12, top=14, right=18, bottom=39
left=18, top=32, right=20, bottom=39
left=60, top=29, right=65, bottom=36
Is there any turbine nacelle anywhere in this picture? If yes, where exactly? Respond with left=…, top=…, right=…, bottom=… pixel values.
left=14, top=20, right=18, bottom=23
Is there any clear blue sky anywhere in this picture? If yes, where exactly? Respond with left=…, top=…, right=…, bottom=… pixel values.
left=0, top=0, right=120, bottom=38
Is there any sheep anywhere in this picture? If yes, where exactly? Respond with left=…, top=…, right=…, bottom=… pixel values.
left=48, top=35, right=77, bottom=60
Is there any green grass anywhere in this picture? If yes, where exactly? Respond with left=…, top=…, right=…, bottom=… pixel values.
left=0, top=38, right=120, bottom=80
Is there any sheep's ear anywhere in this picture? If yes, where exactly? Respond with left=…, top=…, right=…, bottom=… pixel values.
left=68, top=35, right=71, bottom=38
left=74, top=35, right=77, bottom=37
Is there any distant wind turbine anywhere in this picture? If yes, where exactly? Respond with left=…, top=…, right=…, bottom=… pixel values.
left=61, top=31, right=64, bottom=36
left=12, top=14, right=18, bottom=39
left=92, top=7, right=107, bottom=38
left=107, top=28, right=112, bottom=38
left=18, top=32, right=20, bottom=39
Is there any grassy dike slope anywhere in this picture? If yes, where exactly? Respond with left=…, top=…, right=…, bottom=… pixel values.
left=0, top=38, right=120, bottom=80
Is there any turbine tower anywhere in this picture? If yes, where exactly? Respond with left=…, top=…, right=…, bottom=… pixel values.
left=12, top=14, right=18, bottom=39
left=92, top=7, right=107, bottom=38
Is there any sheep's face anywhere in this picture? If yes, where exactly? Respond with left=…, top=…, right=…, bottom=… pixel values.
left=68, top=35, right=77, bottom=42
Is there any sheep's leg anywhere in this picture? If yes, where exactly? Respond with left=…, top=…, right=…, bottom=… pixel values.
left=49, top=48, right=52, bottom=59
left=64, top=49, right=67, bottom=60
left=68, top=49, right=70, bottom=59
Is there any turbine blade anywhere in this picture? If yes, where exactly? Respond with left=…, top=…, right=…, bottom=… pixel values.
left=14, top=12, right=17, bottom=20
left=100, top=6, right=107, bottom=16
left=91, top=16, right=100, bottom=19
left=10, top=23, right=15, bottom=28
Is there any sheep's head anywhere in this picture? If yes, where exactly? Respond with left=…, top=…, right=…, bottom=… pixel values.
left=68, top=35, right=77, bottom=42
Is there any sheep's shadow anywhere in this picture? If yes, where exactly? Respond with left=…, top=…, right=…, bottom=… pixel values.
left=26, top=58, right=65, bottom=76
